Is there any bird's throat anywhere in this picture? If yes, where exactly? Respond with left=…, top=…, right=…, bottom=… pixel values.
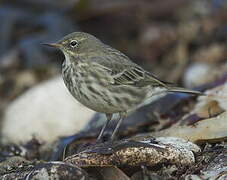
left=64, top=53, right=72, bottom=66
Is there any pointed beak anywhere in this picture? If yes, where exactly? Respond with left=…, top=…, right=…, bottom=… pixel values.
left=42, top=43, right=61, bottom=48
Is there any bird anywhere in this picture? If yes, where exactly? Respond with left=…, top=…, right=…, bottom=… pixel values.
left=44, top=32, right=202, bottom=142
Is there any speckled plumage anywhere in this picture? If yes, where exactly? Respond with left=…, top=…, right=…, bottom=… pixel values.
left=47, top=32, right=202, bottom=141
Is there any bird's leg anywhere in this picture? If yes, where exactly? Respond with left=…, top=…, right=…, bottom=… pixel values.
left=110, top=112, right=126, bottom=141
left=97, top=113, right=113, bottom=142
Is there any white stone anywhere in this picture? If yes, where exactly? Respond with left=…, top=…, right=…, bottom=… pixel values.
left=183, top=62, right=211, bottom=88
left=1, top=76, right=95, bottom=144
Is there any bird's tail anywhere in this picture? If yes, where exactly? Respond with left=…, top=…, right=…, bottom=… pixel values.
left=167, top=87, right=204, bottom=95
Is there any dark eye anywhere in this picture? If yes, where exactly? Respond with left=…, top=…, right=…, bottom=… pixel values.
left=70, top=40, right=78, bottom=48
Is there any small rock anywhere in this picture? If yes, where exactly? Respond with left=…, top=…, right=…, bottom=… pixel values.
left=185, top=145, right=227, bottom=180
left=0, top=161, right=88, bottom=180
left=65, top=137, right=200, bottom=167
left=184, top=62, right=227, bottom=88
left=0, top=156, right=31, bottom=175
left=183, top=62, right=213, bottom=88
left=25, top=162, right=88, bottom=180
left=151, top=111, right=227, bottom=143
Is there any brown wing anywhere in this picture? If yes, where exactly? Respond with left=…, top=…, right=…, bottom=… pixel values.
left=89, top=56, right=168, bottom=88
left=112, top=66, right=168, bottom=87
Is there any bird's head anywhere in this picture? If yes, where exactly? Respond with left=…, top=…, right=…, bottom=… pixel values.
left=43, top=32, right=104, bottom=59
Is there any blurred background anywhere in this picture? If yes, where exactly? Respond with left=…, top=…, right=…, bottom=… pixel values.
left=0, top=0, right=227, bottom=144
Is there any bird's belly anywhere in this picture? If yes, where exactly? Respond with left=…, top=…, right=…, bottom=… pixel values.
left=75, top=82, right=151, bottom=113
left=64, top=78, right=148, bottom=114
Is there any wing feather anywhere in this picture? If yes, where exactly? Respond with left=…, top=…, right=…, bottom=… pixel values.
left=86, top=45, right=169, bottom=88
left=89, top=56, right=168, bottom=87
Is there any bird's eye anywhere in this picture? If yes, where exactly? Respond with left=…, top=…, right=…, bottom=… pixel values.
left=70, top=40, right=78, bottom=48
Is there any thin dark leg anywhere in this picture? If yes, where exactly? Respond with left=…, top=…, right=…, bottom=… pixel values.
left=111, top=112, right=126, bottom=141
left=97, top=113, right=113, bottom=142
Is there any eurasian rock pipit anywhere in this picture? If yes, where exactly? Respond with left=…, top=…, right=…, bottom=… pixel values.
left=44, top=32, right=202, bottom=141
